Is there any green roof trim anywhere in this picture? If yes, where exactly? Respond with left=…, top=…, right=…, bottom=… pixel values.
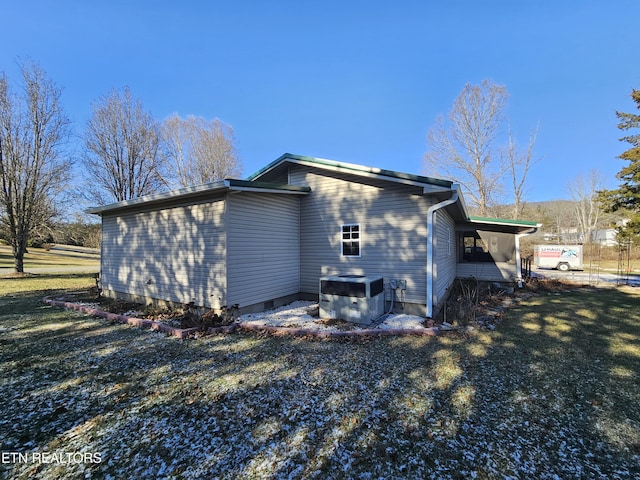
left=248, top=153, right=453, bottom=188
left=468, top=215, right=538, bottom=227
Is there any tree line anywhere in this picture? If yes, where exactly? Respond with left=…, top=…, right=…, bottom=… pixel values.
left=424, top=79, right=640, bottom=247
left=0, top=62, right=240, bottom=272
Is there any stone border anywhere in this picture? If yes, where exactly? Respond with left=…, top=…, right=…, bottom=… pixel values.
left=43, top=296, right=201, bottom=339
left=235, top=323, right=439, bottom=338
left=43, top=297, right=440, bottom=339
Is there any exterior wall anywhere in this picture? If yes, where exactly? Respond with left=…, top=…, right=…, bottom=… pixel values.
left=592, top=228, right=618, bottom=247
left=256, top=168, right=289, bottom=184
left=456, top=262, right=518, bottom=282
left=289, top=165, right=433, bottom=314
left=433, top=210, right=457, bottom=311
left=100, top=198, right=227, bottom=309
left=226, top=192, right=301, bottom=309
left=97, top=158, right=525, bottom=318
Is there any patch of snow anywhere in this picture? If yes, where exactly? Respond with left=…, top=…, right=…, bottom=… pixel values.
left=238, top=301, right=324, bottom=328
left=376, top=313, right=426, bottom=330
left=238, top=301, right=427, bottom=331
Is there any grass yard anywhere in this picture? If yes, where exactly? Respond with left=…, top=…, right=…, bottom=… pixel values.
left=1, top=274, right=639, bottom=479
left=0, top=245, right=100, bottom=270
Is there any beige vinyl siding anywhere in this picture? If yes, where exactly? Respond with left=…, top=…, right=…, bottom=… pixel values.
left=433, top=210, right=457, bottom=309
left=100, top=199, right=227, bottom=309
left=456, top=263, right=518, bottom=282
left=256, top=168, right=290, bottom=184
left=226, top=193, right=300, bottom=308
left=290, top=165, right=432, bottom=308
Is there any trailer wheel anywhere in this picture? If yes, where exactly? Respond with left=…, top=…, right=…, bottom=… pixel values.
left=557, top=262, right=570, bottom=272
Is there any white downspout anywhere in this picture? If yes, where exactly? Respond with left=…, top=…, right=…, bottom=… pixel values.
left=426, top=185, right=460, bottom=318
left=515, top=225, right=539, bottom=287
left=515, top=233, right=524, bottom=288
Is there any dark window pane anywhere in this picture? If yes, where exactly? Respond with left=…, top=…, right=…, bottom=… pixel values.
left=343, top=241, right=359, bottom=256
left=341, top=225, right=360, bottom=256
left=321, top=280, right=366, bottom=297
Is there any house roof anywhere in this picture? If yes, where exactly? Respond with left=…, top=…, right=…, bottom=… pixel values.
left=87, top=154, right=539, bottom=236
left=469, top=216, right=538, bottom=227
left=249, top=153, right=454, bottom=190
left=86, top=179, right=310, bottom=215
left=462, top=215, right=540, bottom=234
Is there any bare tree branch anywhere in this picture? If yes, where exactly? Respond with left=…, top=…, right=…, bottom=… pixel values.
left=162, top=114, right=241, bottom=187
left=425, top=79, right=508, bottom=216
left=83, top=87, right=165, bottom=204
left=0, top=62, right=72, bottom=272
left=506, top=125, right=539, bottom=219
left=568, top=170, right=603, bottom=243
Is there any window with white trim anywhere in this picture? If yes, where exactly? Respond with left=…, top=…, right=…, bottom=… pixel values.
left=341, top=224, right=361, bottom=257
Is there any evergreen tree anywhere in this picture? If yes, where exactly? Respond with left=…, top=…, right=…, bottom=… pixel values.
left=599, top=89, right=640, bottom=241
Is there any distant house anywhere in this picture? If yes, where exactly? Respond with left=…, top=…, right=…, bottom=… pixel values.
left=592, top=219, right=632, bottom=247
left=591, top=228, right=618, bottom=247
left=87, top=154, right=538, bottom=318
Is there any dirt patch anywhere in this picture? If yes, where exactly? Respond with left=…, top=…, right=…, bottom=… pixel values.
left=437, top=277, right=585, bottom=331
left=48, top=290, right=212, bottom=328
left=313, top=317, right=356, bottom=331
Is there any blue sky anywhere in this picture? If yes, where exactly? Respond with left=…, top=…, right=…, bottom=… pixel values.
left=1, top=1, right=638, bottom=204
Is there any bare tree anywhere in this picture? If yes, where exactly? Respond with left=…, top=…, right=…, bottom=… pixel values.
left=162, top=114, right=241, bottom=187
left=0, top=63, right=72, bottom=273
left=425, top=79, right=509, bottom=216
left=537, top=200, right=576, bottom=242
left=83, top=87, right=165, bottom=204
left=569, top=170, right=603, bottom=243
left=505, top=126, right=539, bottom=219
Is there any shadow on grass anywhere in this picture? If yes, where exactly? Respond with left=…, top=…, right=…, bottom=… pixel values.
left=0, top=272, right=97, bottom=293
left=0, top=245, right=99, bottom=270
left=1, top=282, right=639, bottom=478
left=455, top=285, right=640, bottom=477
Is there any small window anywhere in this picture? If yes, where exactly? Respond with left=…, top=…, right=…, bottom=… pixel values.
left=460, top=233, right=491, bottom=262
left=341, top=224, right=361, bottom=257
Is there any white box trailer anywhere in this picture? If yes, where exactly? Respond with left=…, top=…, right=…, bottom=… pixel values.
left=533, top=245, right=583, bottom=271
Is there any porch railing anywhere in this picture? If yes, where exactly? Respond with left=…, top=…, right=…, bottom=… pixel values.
left=521, top=255, right=533, bottom=281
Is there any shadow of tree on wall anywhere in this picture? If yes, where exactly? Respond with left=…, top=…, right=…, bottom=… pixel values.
left=103, top=198, right=227, bottom=310
left=2, top=278, right=639, bottom=478
left=293, top=166, right=446, bottom=314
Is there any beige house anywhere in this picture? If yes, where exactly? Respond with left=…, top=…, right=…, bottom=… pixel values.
left=87, top=154, right=538, bottom=318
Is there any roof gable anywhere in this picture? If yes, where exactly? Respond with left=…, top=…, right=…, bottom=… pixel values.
left=248, top=153, right=453, bottom=190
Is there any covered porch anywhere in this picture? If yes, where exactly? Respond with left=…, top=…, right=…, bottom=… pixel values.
left=455, top=216, right=539, bottom=284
